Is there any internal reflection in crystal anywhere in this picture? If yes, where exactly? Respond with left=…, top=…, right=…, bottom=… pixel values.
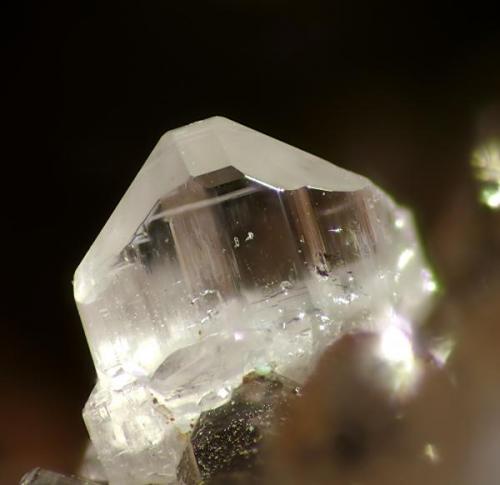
left=86, top=164, right=431, bottom=399
left=84, top=167, right=433, bottom=480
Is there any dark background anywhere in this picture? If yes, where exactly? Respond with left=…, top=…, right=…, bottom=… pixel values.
left=2, top=1, right=500, bottom=482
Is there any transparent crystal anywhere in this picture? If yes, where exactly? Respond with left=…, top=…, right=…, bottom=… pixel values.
left=74, top=117, right=435, bottom=484
left=83, top=382, right=185, bottom=484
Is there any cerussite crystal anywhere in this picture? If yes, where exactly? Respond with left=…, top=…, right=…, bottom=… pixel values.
left=74, top=117, right=436, bottom=484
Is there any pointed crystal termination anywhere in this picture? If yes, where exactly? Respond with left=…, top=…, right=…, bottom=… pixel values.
left=74, top=117, right=436, bottom=484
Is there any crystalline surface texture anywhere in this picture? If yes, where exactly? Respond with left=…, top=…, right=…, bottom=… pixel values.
left=74, top=117, right=436, bottom=484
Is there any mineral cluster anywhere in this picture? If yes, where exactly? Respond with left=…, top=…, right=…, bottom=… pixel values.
left=73, top=117, right=435, bottom=484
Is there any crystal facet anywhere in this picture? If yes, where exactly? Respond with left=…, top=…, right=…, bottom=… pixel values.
left=74, top=117, right=435, bottom=484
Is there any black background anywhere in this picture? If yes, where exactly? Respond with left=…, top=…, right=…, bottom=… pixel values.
left=2, top=1, right=500, bottom=481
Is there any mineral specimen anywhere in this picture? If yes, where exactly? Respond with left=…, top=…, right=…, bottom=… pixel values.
left=74, top=117, right=435, bottom=484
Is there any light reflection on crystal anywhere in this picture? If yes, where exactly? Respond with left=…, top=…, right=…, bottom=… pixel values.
left=481, top=185, right=500, bottom=209
left=380, top=325, right=414, bottom=371
left=471, top=138, right=500, bottom=210
left=394, top=216, right=406, bottom=229
left=472, top=139, right=500, bottom=182
left=397, top=248, right=415, bottom=270
left=421, top=268, right=439, bottom=293
left=377, top=316, right=422, bottom=397
left=430, top=336, right=456, bottom=367
left=423, top=443, right=440, bottom=464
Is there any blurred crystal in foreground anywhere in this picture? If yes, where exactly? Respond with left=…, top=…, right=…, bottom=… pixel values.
left=471, top=138, right=500, bottom=209
left=74, top=117, right=436, bottom=484
left=20, top=468, right=98, bottom=485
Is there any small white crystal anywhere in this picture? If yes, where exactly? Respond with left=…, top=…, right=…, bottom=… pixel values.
left=83, top=382, right=185, bottom=484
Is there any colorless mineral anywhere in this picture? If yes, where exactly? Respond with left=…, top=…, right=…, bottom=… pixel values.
left=74, top=117, right=436, bottom=484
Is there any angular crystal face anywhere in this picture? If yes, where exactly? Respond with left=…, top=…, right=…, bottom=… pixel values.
left=83, top=382, right=185, bottom=484
left=75, top=117, right=435, bottom=484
